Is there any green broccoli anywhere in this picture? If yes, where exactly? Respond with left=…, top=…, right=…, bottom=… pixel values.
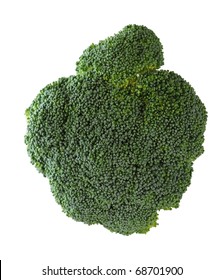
left=76, top=24, right=164, bottom=85
left=25, top=24, right=207, bottom=235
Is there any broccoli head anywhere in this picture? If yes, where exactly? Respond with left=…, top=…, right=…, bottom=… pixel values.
left=25, top=24, right=207, bottom=235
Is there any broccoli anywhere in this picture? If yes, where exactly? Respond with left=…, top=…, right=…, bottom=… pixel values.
left=25, top=24, right=207, bottom=235
left=76, top=24, right=164, bottom=85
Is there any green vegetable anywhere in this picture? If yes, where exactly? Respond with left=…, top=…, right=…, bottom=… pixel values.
left=25, top=24, right=207, bottom=235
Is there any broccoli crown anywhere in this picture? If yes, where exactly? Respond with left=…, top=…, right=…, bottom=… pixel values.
left=25, top=25, right=207, bottom=235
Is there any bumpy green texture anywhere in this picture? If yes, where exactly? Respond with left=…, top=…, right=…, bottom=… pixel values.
left=76, top=24, right=164, bottom=85
left=25, top=25, right=207, bottom=235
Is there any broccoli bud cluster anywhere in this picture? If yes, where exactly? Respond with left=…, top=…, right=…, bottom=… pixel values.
left=25, top=25, right=207, bottom=235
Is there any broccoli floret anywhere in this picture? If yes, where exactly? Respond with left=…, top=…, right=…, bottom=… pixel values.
left=76, top=24, right=164, bottom=85
left=25, top=25, right=207, bottom=235
left=25, top=77, right=71, bottom=176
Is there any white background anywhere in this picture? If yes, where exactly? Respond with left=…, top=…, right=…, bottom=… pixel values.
left=0, top=0, right=222, bottom=279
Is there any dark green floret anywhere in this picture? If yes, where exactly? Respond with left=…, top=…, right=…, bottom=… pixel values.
left=25, top=25, right=207, bottom=235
